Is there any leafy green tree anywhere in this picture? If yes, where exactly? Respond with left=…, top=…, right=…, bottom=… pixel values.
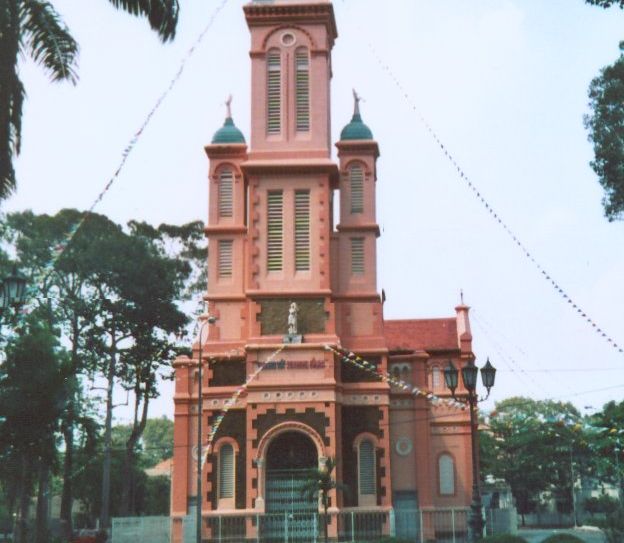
left=583, top=1, right=624, bottom=220
left=481, top=397, right=587, bottom=524
left=141, top=416, right=174, bottom=468
left=0, top=0, right=179, bottom=200
left=0, top=315, right=69, bottom=543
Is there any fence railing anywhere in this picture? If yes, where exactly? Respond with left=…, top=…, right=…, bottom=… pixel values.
left=113, top=507, right=498, bottom=543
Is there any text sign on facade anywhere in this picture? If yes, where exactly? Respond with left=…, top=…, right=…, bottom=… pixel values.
left=257, top=358, right=326, bottom=370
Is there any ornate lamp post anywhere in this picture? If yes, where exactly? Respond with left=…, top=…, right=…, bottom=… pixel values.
left=0, top=265, right=28, bottom=322
left=444, top=357, right=496, bottom=543
left=196, top=313, right=217, bottom=543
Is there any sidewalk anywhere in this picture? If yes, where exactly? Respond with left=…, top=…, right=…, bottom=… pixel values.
left=518, top=527, right=606, bottom=543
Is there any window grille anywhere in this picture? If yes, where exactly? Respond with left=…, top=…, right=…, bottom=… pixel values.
left=267, top=51, right=281, bottom=134
left=295, top=48, right=310, bottom=131
left=219, top=170, right=233, bottom=218
left=350, top=165, right=364, bottom=213
left=351, top=237, right=365, bottom=275
left=359, top=440, right=376, bottom=495
left=219, top=444, right=234, bottom=499
left=267, top=191, right=283, bottom=271
left=218, top=240, right=233, bottom=278
left=294, top=190, right=310, bottom=271
left=439, top=454, right=455, bottom=495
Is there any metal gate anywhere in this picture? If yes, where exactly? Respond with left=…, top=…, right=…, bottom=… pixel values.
left=262, top=469, right=318, bottom=543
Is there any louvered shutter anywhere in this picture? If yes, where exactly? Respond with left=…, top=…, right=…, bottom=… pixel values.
left=267, top=52, right=281, bottom=134
left=218, top=240, right=233, bottom=278
left=219, top=170, right=233, bottom=218
left=219, top=444, right=234, bottom=499
left=295, top=49, right=310, bottom=132
left=267, top=191, right=283, bottom=271
left=359, top=440, right=376, bottom=495
left=439, top=454, right=455, bottom=495
left=350, top=165, right=364, bottom=214
left=294, top=190, right=310, bottom=271
left=351, top=238, right=365, bottom=275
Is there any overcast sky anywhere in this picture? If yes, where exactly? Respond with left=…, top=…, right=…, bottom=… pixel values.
left=5, top=0, right=624, bottom=421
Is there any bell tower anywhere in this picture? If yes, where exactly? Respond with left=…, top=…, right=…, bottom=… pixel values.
left=245, top=0, right=337, bottom=159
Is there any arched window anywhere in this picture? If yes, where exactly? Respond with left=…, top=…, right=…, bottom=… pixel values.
left=218, top=443, right=235, bottom=500
left=432, top=367, right=441, bottom=390
left=295, top=47, right=310, bottom=131
left=267, top=50, right=281, bottom=134
left=218, top=169, right=233, bottom=218
left=349, top=164, right=364, bottom=214
left=358, top=439, right=376, bottom=497
left=438, top=453, right=455, bottom=495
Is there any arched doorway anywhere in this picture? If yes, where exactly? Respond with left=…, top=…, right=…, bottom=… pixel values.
left=263, top=431, right=318, bottom=541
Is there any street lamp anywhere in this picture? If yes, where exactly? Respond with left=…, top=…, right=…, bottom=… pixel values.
left=444, top=356, right=496, bottom=543
left=0, top=265, right=28, bottom=321
left=196, top=313, right=217, bottom=543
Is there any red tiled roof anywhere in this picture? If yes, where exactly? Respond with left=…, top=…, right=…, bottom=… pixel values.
left=384, top=318, right=458, bottom=352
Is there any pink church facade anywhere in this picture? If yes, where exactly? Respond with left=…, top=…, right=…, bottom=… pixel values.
left=171, top=1, right=475, bottom=541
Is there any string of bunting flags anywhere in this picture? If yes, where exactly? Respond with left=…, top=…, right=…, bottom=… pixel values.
left=202, top=345, right=285, bottom=467
left=324, top=345, right=467, bottom=411
left=13, top=0, right=231, bottom=325
left=342, top=5, right=623, bottom=357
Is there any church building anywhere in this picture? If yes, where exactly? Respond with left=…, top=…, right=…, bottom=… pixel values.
left=171, top=1, right=475, bottom=541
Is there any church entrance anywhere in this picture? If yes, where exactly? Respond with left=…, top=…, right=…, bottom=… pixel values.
left=262, top=431, right=318, bottom=542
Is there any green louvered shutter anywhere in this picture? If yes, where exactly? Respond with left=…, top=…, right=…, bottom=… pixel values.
left=295, top=49, right=310, bottom=132
left=351, top=237, right=365, bottom=275
left=267, top=191, right=283, bottom=271
left=267, top=52, right=281, bottom=134
left=219, top=170, right=233, bottom=218
left=438, top=454, right=455, bottom=495
left=219, top=444, right=234, bottom=499
left=359, top=440, right=376, bottom=495
left=294, top=190, right=310, bottom=271
left=350, top=165, right=364, bottom=214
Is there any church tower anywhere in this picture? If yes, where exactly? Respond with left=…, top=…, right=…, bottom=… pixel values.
left=171, top=1, right=474, bottom=541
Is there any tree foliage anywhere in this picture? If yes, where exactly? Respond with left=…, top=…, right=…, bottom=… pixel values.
left=584, top=0, right=624, bottom=220
left=0, top=0, right=178, bottom=200
left=481, top=397, right=588, bottom=522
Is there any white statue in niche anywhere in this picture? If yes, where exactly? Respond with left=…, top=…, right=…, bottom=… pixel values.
left=287, top=302, right=298, bottom=336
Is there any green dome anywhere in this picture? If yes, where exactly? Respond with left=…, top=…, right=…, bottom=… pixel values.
left=212, top=117, right=245, bottom=144
left=340, top=112, right=373, bottom=141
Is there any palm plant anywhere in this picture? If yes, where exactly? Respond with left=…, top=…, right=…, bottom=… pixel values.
left=0, top=0, right=179, bottom=200
left=300, top=457, right=347, bottom=543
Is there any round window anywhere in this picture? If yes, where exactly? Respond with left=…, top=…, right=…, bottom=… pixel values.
left=395, top=437, right=413, bottom=456
left=281, top=32, right=296, bottom=46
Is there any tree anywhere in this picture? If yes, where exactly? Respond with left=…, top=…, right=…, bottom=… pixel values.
left=0, top=0, right=179, bottom=200
left=584, top=1, right=624, bottom=220
left=300, top=458, right=346, bottom=543
left=1, top=209, right=202, bottom=534
left=0, top=315, right=69, bottom=543
left=141, top=416, right=174, bottom=468
left=481, top=397, right=587, bottom=524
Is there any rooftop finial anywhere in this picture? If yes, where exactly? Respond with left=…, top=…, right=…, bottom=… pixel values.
left=225, top=94, right=233, bottom=119
left=352, top=88, right=362, bottom=117
left=460, top=289, right=464, bottom=305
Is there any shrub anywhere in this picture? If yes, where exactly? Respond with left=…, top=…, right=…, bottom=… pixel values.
left=540, top=535, right=584, bottom=543
left=476, top=535, right=528, bottom=543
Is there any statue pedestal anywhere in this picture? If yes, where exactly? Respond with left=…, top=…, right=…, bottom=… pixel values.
left=282, top=334, right=302, bottom=344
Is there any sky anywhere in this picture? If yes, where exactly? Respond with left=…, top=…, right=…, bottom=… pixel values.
left=5, top=0, right=624, bottom=422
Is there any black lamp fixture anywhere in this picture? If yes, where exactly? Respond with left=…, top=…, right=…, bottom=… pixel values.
left=443, top=355, right=496, bottom=543
left=0, top=265, right=28, bottom=319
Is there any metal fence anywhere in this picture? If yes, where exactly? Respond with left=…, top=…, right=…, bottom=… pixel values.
left=113, top=507, right=492, bottom=543
left=112, top=516, right=171, bottom=543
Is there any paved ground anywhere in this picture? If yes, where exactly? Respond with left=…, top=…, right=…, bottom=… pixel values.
left=518, top=527, right=606, bottom=543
